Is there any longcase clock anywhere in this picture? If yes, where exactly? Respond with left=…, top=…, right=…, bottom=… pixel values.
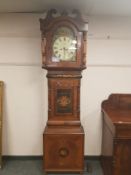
left=40, top=9, right=88, bottom=174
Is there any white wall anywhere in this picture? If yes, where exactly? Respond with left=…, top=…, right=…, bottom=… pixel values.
left=0, top=14, right=131, bottom=156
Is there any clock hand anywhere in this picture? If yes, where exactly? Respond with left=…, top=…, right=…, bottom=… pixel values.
left=63, top=47, right=66, bottom=60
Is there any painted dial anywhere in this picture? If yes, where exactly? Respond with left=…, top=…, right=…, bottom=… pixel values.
left=52, top=27, right=77, bottom=62
left=53, top=36, right=76, bottom=61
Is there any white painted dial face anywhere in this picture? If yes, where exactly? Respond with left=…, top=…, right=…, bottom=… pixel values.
left=53, top=36, right=76, bottom=61
left=52, top=26, right=77, bottom=62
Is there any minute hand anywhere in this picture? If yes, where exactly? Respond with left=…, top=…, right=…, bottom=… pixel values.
left=63, top=47, right=69, bottom=60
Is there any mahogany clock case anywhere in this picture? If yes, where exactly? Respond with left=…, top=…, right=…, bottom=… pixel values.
left=40, top=9, right=88, bottom=174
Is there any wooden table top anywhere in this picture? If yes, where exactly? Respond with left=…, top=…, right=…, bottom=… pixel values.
left=103, top=109, right=131, bottom=124
left=102, top=94, right=131, bottom=125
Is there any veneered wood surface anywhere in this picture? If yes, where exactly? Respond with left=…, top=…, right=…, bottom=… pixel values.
left=43, top=126, right=84, bottom=173
left=101, top=94, right=131, bottom=175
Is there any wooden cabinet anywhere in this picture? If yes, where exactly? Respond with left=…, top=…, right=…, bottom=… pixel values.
left=101, top=94, right=131, bottom=175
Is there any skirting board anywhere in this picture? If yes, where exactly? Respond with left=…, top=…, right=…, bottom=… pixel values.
left=2, top=155, right=100, bottom=161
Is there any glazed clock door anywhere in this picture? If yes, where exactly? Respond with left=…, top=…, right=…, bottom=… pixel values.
left=40, top=9, right=87, bottom=70
left=44, top=23, right=83, bottom=70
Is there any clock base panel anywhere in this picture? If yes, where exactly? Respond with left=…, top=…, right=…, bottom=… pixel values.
left=43, top=126, right=84, bottom=174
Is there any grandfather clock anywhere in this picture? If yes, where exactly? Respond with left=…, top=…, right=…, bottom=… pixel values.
left=40, top=9, right=88, bottom=174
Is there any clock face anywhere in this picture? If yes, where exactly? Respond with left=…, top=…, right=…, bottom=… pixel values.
left=52, top=27, right=77, bottom=62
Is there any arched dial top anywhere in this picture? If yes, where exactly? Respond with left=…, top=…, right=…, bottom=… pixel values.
left=52, top=27, right=77, bottom=62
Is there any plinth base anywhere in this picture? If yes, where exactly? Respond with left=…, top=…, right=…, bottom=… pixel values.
left=43, top=126, right=84, bottom=174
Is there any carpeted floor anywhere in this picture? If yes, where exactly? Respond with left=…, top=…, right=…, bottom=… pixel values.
left=0, top=158, right=103, bottom=175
